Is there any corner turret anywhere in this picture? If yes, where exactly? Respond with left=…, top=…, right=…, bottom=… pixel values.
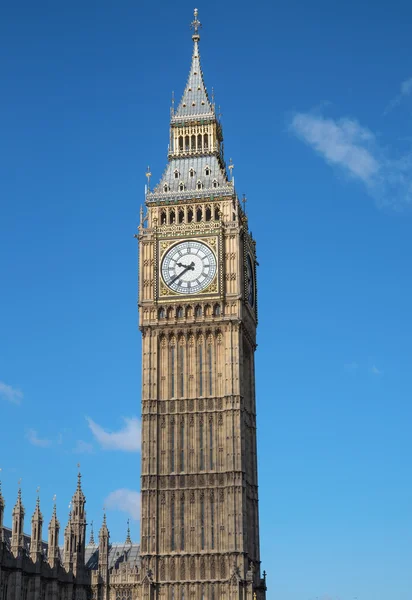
left=30, top=491, right=43, bottom=562
left=11, top=484, right=25, bottom=557
left=48, top=498, right=60, bottom=568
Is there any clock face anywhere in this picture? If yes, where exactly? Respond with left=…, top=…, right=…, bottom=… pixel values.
left=246, top=254, right=255, bottom=307
left=161, top=240, right=217, bottom=295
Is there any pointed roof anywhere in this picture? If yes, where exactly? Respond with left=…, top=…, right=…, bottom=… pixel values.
left=49, top=500, right=60, bottom=529
left=71, top=470, right=85, bottom=505
left=0, top=476, right=4, bottom=509
left=173, top=10, right=214, bottom=121
left=13, top=485, right=25, bottom=516
left=32, top=493, right=43, bottom=523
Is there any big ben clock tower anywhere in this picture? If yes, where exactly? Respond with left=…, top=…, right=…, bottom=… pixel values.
left=137, top=10, right=267, bottom=600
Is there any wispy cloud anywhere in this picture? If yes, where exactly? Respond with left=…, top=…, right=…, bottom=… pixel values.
left=290, top=112, right=412, bottom=209
left=26, top=428, right=52, bottom=448
left=73, top=440, right=94, bottom=454
left=344, top=361, right=358, bottom=372
left=105, top=488, right=140, bottom=521
left=370, top=365, right=383, bottom=376
left=87, top=417, right=141, bottom=452
left=384, top=76, right=412, bottom=113
left=0, top=381, right=23, bottom=405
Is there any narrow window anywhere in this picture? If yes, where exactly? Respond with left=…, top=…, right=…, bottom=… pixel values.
left=180, top=420, right=185, bottom=472
left=172, top=588, right=175, bottom=600
left=200, top=496, right=205, bottom=550
left=170, top=209, right=176, bottom=224
left=195, top=305, right=202, bottom=317
left=214, top=304, right=220, bottom=316
left=209, top=419, right=214, bottom=469
left=212, top=179, right=218, bottom=189
left=200, top=419, right=204, bottom=471
left=185, top=135, right=190, bottom=150
left=196, top=207, right=202, bottom=221
left=208, top=344, right=213, bottom=395
left=199, top=344, right=203, bottom=396
left=204, top=133, right=209, bottom=149
left=180, top=497, right=185, bottom=550
left=171, top=496, right=175, bottom=551
left=180, top=345, right=184, bottom=397
left=171, top=346, right=175, bottom=397
left=178, top=209, right=184, bottom=224
left=211, top=495, right=215, bottom=549
left=187, top=208, right=193, bottom=222
left=191, top=135, right=196, bottom=150
left=164, top=184, right=169, bottom=192
left=205, top=167, right=210, bottom=176
left=170, top=420, right=175, bottom=471
left=197, top=181, right=202, bottom=191
left=197, top=134, right=202, bottom=149
left=206, top=207, right=211, bottom=221
left=179, top=182, right=185, bottom=192
left=179, top=137, right=183, bottom=151
left=177, top=306, right=183, bottom=318
left=189, top=168, right=194, bottom=178
left=161, top=210, right=167, bottom=225
left=214, top=206, right=220, bottom=220
left=174, top=170, right=179, bottom=179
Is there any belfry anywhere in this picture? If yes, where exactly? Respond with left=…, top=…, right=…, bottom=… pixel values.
left=138, top=9, right=267, bottom=600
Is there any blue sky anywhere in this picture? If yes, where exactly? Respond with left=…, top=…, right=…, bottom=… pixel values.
left=1, top=1, right=412, bottom=599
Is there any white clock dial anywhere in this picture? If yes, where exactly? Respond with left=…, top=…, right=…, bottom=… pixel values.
left=161, top=240, right=217, bottom=295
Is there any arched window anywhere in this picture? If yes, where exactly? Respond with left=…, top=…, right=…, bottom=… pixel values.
left=170, top=209, right=176, bottom=224
left=179, top=182, right=185, bottom=192
left=189, top=168, right=194, bottom=178
left=196, top=206, right=202, bottom=221
left=191, top=135, right=196, bottom=150
left=213, top=303, right=221, bottom=316
left=185, top=135, right=190, bottom=150
left=179, top=137, right=183, bottom=151
left=204, top=133, right=208, bottom=149
left=205, top=166, right=210, bottom=176
left=197, top=180, right=203, bottom=191
left=187, top=207, right=193, bottom=222
left=167, top=307, right=174, bottom=320
left=195, top=305, right=202, bottom=317
left=161, top=210, right=167, bottom=225
left=214, top=206, right=220, bottom=220
left=177, top=306, right=183, bottom=318
left=206, top=206, right=212, bottom=221
left=212, top=179, right=218, bottom=189
left=158, top=307, right=165, bottom=319
left=174, top=169, right=179, bottom=179
left=197, top=133, right=202, bottom=149
left=164, top=183, right=169, bottom=192
left=178, top=209, right=184, bottom=224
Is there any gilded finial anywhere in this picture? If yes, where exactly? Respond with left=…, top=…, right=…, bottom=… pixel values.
left=190, top=8, right=202, bottom=41
left=146, top=166, right=152, bottom=192
left=228, top=158, right=234, bottom=180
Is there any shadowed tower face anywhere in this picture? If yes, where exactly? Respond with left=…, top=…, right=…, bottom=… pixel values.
left=138, top=9, right=267, bottom=600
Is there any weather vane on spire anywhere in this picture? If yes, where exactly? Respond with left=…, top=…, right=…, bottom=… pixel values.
left=191, top=8, right=201, bottom=40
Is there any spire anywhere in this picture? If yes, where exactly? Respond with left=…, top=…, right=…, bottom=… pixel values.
left=30, top=488, right=44, bottom=561
left=89, top=520, right=95, bottom=545
left=11, top=480, right=25, bottom=556
left=63, top=502, right=73, bottom=570
left=98, top=509, right=110, bottom=581
left=174, top=9, right=214, bottom=119
left=125, top=518, right=132, bottom=545
left=48, top=495, right=60, bottom=567
left=0, top=469, right=4, bottom=543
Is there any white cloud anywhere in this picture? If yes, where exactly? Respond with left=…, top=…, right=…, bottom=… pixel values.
left=26, top=429, right=52, bottom=448
left=291, top=114, right=380, bottom=183
left=73, top=440, right=94, bottom=454
left=385, top=76, right=412, bottom=113
left=105, top=489, right=140, bottom=521
left=87, top=417, right=141, bottom=452
left=0, top=381, right=23, bottom=405
left=370, top=365, right=383, bottom=376
left=290, top=112, right=412, bottom=209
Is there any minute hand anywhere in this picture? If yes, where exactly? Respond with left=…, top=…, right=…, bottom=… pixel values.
left=169, top=261, right=195, bottom=286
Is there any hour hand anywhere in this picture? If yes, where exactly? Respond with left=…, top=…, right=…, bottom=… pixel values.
left=176, top=261, right=194, bottom=269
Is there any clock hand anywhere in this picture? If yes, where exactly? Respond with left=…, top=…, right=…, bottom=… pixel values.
left=169, top=261, right=195, bottom=286
left=176, top=261, right=194, bottom=268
